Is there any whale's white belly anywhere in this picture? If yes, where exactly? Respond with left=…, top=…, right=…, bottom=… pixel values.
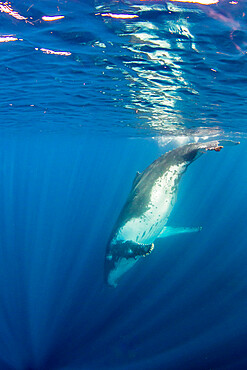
left=116, top=163, right=186, bottom=244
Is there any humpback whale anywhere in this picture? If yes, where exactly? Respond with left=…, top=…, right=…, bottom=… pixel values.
left=104, top=140, right=239, bottom=287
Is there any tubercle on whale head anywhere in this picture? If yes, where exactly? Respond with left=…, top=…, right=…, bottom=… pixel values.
left=143, top=243, right=154, bottom=256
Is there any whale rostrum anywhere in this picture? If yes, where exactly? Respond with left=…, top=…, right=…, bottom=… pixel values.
left=104, top=140, right=239, bottom=287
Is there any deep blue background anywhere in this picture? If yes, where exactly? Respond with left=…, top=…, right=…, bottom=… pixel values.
left=0, top=0, right=247, bottom=369
left=0, top=133, right=245, bottom=369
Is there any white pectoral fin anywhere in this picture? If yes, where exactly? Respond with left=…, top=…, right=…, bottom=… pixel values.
left=158, top=226, right=202, bottom=239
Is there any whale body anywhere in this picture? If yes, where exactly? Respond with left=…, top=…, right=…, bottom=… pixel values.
left=104, top=140, right=239, bottom=287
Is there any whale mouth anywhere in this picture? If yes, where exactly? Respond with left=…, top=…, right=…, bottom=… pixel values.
left=109, top=240, right=155, bottom=259
left=105, top=241, right=155, bottom=287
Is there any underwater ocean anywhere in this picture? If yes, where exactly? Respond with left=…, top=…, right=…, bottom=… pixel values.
left=0, top=0, right=247, bottom=369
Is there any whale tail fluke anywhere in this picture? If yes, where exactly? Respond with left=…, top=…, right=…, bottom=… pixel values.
left=218, top=140, right=240, bottom=146
left=198, top=139, right=240, bottom=153
left=184, top=139, right=240, bottom=162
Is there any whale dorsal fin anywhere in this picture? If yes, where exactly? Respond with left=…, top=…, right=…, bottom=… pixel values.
left=132, top=171, right=142, bottom=188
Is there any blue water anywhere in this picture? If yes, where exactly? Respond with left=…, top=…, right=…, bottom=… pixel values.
left=0, top=1, right=247, bottom=369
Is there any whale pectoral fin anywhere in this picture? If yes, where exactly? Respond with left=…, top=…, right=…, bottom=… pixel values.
left=158, top=226, right=202, bottom=239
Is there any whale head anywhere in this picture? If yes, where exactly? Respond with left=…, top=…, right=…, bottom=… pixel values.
left=104, top=240, right=154, bottom=287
